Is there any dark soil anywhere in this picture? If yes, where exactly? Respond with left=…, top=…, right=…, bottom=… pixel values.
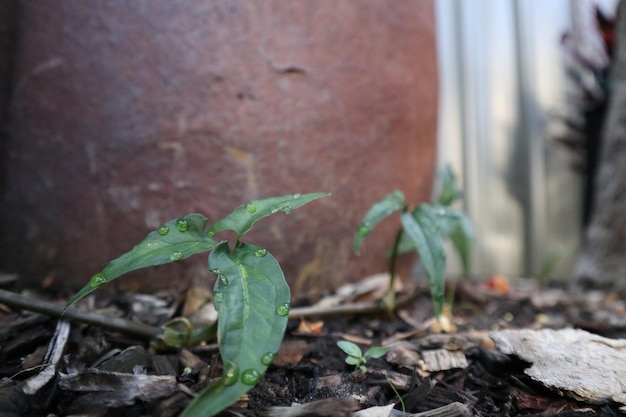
left=1, top=276, right=625, bottom=417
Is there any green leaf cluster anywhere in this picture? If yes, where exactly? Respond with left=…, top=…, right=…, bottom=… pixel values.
left=64, top=193, right=329, bottom=417
left=336, top=340, right=389, bottom=373
left=353, top=165, right=474, bottom=318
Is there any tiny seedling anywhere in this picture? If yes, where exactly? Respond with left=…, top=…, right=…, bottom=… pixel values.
left=64, top=193, right=329, bottom=417
left=336, top=340, right=389, bottom=373
left=353, top=165, right=474, bottom=318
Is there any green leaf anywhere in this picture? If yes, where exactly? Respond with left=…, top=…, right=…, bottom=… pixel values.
left=336, top=340, right=363, bottom=358
left=448, top=212, right=474, bottom=277
left=364, top=346, right=389, bottom=359
left=396, top=205, right=474, bottom=278
left=181, top=242, right=290, bottom=417
left=345, top=356, right=361, bottom=366
left=208, top=193, right=330, bottom=238
left=401, top=208, right=446, bottom=318
left=436, top=164, right=463, bottom=206
left=65, top=214, right=217, bottom=309
left=353, top=191, right=406, bottom=255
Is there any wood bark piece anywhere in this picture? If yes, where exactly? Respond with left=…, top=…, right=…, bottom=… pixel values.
left=491, top=328, right=626, bottom=404
left=23, top=320, right=70, bottom=395
left=58, top=369, right=177, bottom=406
left=421, top=349, right=468, bottom=372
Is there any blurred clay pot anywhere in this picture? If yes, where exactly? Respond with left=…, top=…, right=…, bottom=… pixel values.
left=1, top=1, right=438, bottom=298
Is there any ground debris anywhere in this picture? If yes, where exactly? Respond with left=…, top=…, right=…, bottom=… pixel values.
left=58, top=369, right=178, bottom=406
left=491, top=328, right=626, bottom=405
left=2, top=279, right=626, bottom=416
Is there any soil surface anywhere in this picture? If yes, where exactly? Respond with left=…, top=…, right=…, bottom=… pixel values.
left=1, top=275, right=625, bottom=417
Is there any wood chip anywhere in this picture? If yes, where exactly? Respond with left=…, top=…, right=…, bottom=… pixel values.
left=260, top=397, right=360, bottom=417
left=23, top=320, right=70, bottom=395
left=491, top=328, right=626, bottom=405
left=58, top=369, right=177, bottom=406
left=421, top=349, right=468, bottom=372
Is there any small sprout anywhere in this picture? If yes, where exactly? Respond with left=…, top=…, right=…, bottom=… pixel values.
left=353, top=164, right=474, bottom=319
left=337, top=340, right=389, bottom=373
left=65, top=193, right=329, bottom=417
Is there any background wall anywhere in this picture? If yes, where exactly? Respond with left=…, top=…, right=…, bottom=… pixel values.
left=0, top=1, right=439, bottom=297
left=435, top=0, right=617, bottom=280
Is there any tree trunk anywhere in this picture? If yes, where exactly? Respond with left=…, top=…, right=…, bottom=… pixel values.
left=571, top=2, right=626, bottom=292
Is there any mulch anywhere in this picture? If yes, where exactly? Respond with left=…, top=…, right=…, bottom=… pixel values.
left=0, top=274, right=625, bottom=417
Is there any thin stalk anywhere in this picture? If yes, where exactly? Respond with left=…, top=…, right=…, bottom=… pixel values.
left=0, top=289, right=159, bottom=340
left=384, top=227, right=405, bottom=314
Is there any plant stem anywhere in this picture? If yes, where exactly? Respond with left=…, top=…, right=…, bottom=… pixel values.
left=0, top=289, right=159, bottom=340
left=0, top=288, right=423, bottom=341
left=384, top=228, right=404, bottom=314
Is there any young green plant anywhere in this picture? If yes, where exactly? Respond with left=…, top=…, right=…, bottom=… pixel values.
left=64, top=193, right=329, bottom=417
left=336, top=340, right=389, bottom=374
left=353, top=165, right=474, bottom=318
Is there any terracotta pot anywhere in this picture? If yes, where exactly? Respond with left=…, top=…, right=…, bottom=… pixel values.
left=1, top=1, right=438, bottom=297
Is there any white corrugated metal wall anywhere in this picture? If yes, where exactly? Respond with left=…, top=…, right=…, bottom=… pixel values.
left=434, top=0, right=617, bottom=279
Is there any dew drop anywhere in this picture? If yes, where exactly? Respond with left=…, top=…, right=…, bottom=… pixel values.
left=91, top=273, right=106, bottom=286
left=157, top=225, right=169, bottom=235
left=175, top=217, right=189, bottom=232
left=261, top=352, right=275, bottom=366
left=211, top=268, right=221, bottom=275
left=293, top=193, right=301, bottom=199
left=357, top=223, right=370, bottom=237
left=214, top=291, right=224, bottom=303
left=170, top=251, right=184, bottom=261
left=245, top=203, right=257, bottom=213
left=281, top=205, right=292, bottom=214
left=223, top=363, right=239, bottom=386
left=241, top=369, right=261, bottom=385
left=219, top=275, right=229, bottom=286
left=270, top=207, right=280, bottom=214
left=206, top=231, right=216, bottom=238
left=276, top=303, right=291, bottom=316
left=254, top=248, right=268, bottom=257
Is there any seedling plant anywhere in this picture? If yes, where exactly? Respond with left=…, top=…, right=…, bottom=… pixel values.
left=64, top=193, right=329, bottom=417
left=336, top=340, right=389, bottom=374
left=353, top=165, right=474, bottom=318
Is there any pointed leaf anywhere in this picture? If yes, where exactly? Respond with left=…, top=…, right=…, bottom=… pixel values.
left=436, top=164, right=463, bottom=206
left=345, top=356, right=361, bottom=366
left=208, top=193, right=330, bottom=238
left=364, top=346, right=389, bottom=359
left=337, top=340, right=363, bottom=358
left=65, top=214, right=216, bottom=308
left=401, top=208, right=446, bottom=318
left=396, top=205, right=474, bottom=278
left=181, top=242, right=290, bottom=417
left=448, top=211, right=474, bottom=277
left=353, top=190, right=406, bottom=255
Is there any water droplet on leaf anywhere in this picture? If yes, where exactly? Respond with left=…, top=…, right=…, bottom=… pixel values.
left=157, top=226, right=169, bottom=235
left=358, top=223, right=370, bottom=237
left=281, top=205, right=292, bottom=214
left=241, top=369, right=261, bottom=385
left=223, top=363, right=239, bottom=386
left=170, top=251, right=183, bottom=261
left=245, top=203, right=257, bottom=213
left=276, top=303, right=290, bottom=316
left=206, top=231, right=215, bottom=238
left=214, top=291, right=224, bottom=302
left=254, top=248, right=267, bottom=257
left=270, top=207, right=280, bottom=214
left=219, top=275, right=229, bottom=286
left=261, top=352, right=275, bottom=366
left=293, top=193, right=301, bottom=199
left=91, top=274, right=106, bottom=286
left=175, top=217, right=189, bottom=232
